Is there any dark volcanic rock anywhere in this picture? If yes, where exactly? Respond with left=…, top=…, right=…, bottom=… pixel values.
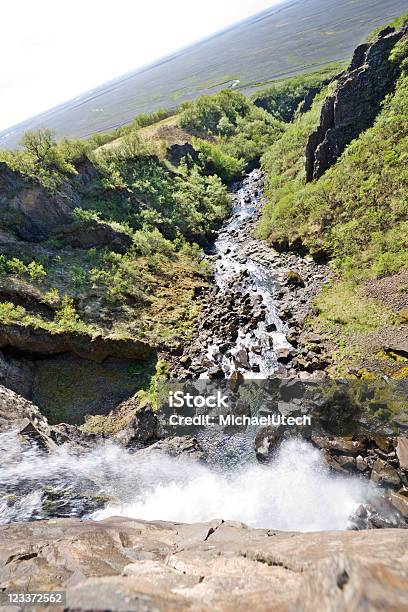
left=0, top=323, right=153, bottom=362
left=306, top=23, right=408, bottom=181
left=166, top=142, right=199, bottom=166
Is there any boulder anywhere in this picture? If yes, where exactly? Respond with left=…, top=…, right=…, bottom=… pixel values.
left=255, top=426, right=284, bottom=461
left=311, top=435, right=365, bottom=456
left=390, top=491, right=408, bottom=519
left=371, top=459, right=401, bottom=488
left=396, top=437, right=408, bottom=471
left=285, top=270, right=305, bottom=287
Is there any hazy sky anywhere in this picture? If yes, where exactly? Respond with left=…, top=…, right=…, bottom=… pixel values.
left=0, top=0, right=284, bottom=132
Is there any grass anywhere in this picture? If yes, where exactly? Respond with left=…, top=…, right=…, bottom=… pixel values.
left=311, top=280, right=395, bottom=335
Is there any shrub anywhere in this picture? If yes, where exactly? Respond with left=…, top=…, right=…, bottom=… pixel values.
left=27, top=261, right=47, bottom=281
left=193, top=138, right=245, bottom=182
left=179, top=90, right=251, bottom=135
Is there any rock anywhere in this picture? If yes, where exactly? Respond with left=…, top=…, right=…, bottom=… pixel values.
left=166, top=142, right=199, bottom=166
left=275, top=347, right=294, bottom=364
left=0, top=323, right=153, bottom=362
left=279, top=378, right=304, bottom=401
left=306, top=23, right=408, bottom=180
left=390, top=491, right=408, bottom=519
left=0, top=162, right=80, bottom=242
left=356, top=455, right=369, bottom=472
left=113, top=403, right=157, bottom=446
left=137, top=436, right=208, bottom=463
left=17, top=418, right=56, bottom=452
left=0, top=384, right=48, bottom=432
left=0, top=517, right=406, bottom=611
left=277, top=401, right=301, bottom=418
left=384, top=342, right=408, bottom=359
left=266, top=322, right=277, bottom=332
left=311, top=435, right=365, bottom=456
left=369, top=435, right=393, bottom=453
left=54, top=219, right=132, bottom=253
left=0, top=350, right=34, bottom=398
left=371, top=459, right=401, bottom=488
left=334, top=454, right=356, bottom=471
left=255, top=426, right=283, bottom=461
left=396, top=437, right=408, bottom=471
left=233, top=348, right=249, bottom=369
left=208, top=365, right=224, bottom=379
left=285, top=270, right=305, bottom=287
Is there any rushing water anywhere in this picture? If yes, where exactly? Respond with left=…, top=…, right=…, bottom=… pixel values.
left=204, top=169, right=291, bottom=378
left=0, top=430, right=382, bottom=531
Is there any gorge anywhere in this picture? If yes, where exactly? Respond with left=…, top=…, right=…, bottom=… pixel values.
left=0, top=7, right=407, bottom=609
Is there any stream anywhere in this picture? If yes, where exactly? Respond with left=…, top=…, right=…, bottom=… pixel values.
left=206, top=168, right=289, bottom=377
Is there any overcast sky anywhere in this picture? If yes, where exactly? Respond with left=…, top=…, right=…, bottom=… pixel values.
left=0, top=0, right=284, bottom=132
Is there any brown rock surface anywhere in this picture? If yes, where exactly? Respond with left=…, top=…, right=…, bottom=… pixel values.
left=0, top=323, right=153, bottom=362
left=0, top=518, right=407, bottom=611
left=396, top=437, right=408, bottom=471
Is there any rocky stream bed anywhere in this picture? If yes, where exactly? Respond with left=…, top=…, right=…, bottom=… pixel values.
left=171, top=169, right=332, bottom=380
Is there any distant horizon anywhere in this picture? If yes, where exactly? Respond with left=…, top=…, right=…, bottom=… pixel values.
left=0, top=0, right=285, bottom=133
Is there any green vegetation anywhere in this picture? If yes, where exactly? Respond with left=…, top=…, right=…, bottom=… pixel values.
left=0, top=255, right=47, bottom=282
left=313, top=281, right=395, bottom=335
left=367, top=11, right=408, bottom=42
left=251, top=62, right=344, bottom=122
left=257, top=15, right=408, bottom=376
left=258, top=72, right=408, bottom=278
left=0, top=129, right=78, bottom=189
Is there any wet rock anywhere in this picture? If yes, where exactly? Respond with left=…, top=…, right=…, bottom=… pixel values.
left=311, top=435, right=365, bottom=456
left=208, top=365, right=225, bottom=379
left=356, top=455, right=369, bottom=472
left=233, top=348, right=249, bottom=369
left=138, top=436, right=208, bottom=463
left=113, top=404, right=157, bottom=446
left=371, top=459, right=401, bottom=488
left=255, top=426, right=283, bottom=461
left=389, top=491, right=408, bottom=519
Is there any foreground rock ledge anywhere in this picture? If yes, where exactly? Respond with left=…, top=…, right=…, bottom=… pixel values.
left=0, top=518, right=407, bottom=611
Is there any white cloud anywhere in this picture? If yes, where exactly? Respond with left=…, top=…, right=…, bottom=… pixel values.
left=0, top=0, right=282, bottom=131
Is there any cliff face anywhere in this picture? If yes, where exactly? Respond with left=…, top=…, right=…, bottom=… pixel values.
left=306, top=24, right=408, bottom=181
left=0, top=162, right=79, bottom=242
